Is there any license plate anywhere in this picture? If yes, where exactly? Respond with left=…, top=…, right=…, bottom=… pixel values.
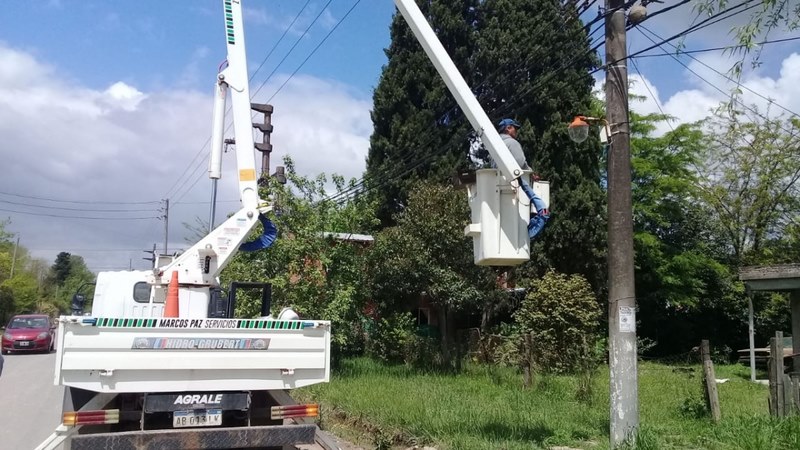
left=18, top=341, right=30, bottom=347
left=173, top=409, right=222, bottom=428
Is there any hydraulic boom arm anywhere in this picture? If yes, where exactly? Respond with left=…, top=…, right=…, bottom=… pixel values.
left=147, top=0, right=266, bottom=287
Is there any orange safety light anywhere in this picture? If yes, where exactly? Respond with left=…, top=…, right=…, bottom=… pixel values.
left=270, top=404, right=319, bottom=420
left=63, top=409, right=120, bottom=426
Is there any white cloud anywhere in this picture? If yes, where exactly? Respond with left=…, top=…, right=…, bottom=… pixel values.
left=0, top=44, right=371, bottom=272
left=627, top=52, right=800, bottom=136
left=103, top=82, right=146, bottom=111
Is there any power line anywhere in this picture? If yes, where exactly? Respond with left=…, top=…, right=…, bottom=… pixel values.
left=267, top=0, right=363, bottom=103
left=249, top=0, right=314, bottom=90
left=336, top=0, right=732, bottom=206
left=250, top=0, right=333, bottom=102
left=325, top=2, right=610, bottom=205
left=629, top=35, right=800, bottom=59
left=0, top=207, right=160, bottom=220
left=637, top=0, right=692, bottom=24
left=633, top=27, right=800, bottom=138
left=0, top=190, right=159, bottom=205
left=637, top=25, right=800, bottom=119
left=628, top=47, right=676, bottom=134
left=0, top=199, right=158, bottom=213
left=620, top=0, right=761, bottom=64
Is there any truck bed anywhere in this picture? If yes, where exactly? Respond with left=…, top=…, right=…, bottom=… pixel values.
left=54, top=316, right=331, bottom=393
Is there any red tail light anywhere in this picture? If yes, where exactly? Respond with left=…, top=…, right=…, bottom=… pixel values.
left=270, top=404, right=319, bottom=420
left=63, top=409, right=120, bottom=426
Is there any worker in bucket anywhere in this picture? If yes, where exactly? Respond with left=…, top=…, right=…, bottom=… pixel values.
left=496, top=118, right=550, bottom=240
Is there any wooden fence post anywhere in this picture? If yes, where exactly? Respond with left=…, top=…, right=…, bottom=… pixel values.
left=771, top=331, right=785, bottom=417
left=701, top=340, right=721, bottom=422
left=521, top=332, right=535, bottom=389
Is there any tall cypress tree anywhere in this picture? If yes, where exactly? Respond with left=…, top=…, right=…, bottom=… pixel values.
left=367, top=0, right=480, bottom=225
left=475, top=0, right=605, bottom=288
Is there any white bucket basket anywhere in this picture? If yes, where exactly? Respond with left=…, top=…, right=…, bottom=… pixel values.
left=464, top=169, right=549, bottom=266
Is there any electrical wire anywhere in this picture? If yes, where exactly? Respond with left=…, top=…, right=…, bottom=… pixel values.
left=0, top=190, right=159, bottom=205
left=629, top=49, right=676, bottom=134
left=634, top=26, right=800, bottom=138
left=636, top=0, right=692, bottom=24
left=250, top=0, right=335, bottom=102
left=618, top=1, right=761, bottom=65
left=0, top=207, right=159, bottom=220
left=630, top=35, right=800, bottom=59
left=637, top=24, right=800, bottom=118
left=0, top=199, right=158, bottom=213
left=330, top=0, right=748, bottom=206
left=267, top=0, right=363, bottom=103
left=249, top=0, right=314, bottom=90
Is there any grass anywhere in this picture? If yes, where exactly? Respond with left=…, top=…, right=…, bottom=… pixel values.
left=297, top=357, right=800, bottom=450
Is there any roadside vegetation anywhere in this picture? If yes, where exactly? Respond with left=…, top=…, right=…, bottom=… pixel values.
left=299, top=358, right=800, bottom=450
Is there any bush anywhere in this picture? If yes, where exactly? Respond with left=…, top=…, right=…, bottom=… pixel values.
left=403, top=334, right=443, bottom=370
left=514, top=270, right=602, bottom=373
left=365, top=312, right=415, bottom=363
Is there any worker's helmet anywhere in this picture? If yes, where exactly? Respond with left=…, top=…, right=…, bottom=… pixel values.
left=497, top=118, right=521, bottom=130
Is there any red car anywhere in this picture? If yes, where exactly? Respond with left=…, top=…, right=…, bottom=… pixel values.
left=2, top=314, right=55, bottom=354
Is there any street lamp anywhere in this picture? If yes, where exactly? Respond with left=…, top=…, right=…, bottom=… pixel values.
left=568, top=115, right=611, bottom=144
left=568, top=116, right=590, bottom=143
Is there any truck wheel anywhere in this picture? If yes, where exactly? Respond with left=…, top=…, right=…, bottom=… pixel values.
left=1, top=349, right=7, bottom=355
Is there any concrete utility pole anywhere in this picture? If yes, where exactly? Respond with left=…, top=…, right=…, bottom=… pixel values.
left=605, top=0, right=638, bottom=446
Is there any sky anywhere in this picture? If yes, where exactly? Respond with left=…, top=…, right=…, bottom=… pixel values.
left=0, top=0, right=798, bottom=273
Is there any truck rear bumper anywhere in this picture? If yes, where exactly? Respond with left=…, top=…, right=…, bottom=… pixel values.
left=70, top=423, right=316, bottom=450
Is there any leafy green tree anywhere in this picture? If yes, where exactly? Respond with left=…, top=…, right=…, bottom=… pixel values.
left=367, top=0, right=480, bottom=225
left=1, top=273, right=39, bottom=313
left=223, top=157, right=378, bottom=359
left=0, top=285, right=14, bottom=324
left=51, top=252, right=72, bottom=286
left=514, top=270, right=601, bottom=373
left=626, top=108, right=743, bottom=354
left=366, top=182, right=503, bottom=369
left=694, top=111, right=800, bottom=265
left=0, top=219, right=15, bottom=281
left=694, top=0, right=799, bottom=77
left=53, top=256, right=95, bottom=312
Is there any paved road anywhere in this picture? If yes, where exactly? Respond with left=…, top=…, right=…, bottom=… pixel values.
left=0, top=351, right=360, bottom=450
left=0, top=351, right=63, bottom=450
